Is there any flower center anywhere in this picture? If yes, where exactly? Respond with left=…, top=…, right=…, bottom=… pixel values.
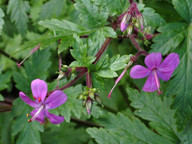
left=28, top=105, right=44, bottom=122
left=153, top=69, right=162, bottom=95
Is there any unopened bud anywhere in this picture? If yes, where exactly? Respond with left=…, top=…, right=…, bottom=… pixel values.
left=71, top=67, right=76, bottom=73
left=127, top=25, right=133, bottom=35
left=61, top=65, right=68, bottom=72
left=95, top=96, right=103, bottom=107
left=83, top=91, right=89, bottom=95
left=91, top=88, right=97, bottom=93
left=78, top=94, right=85, bottom=100
left=56, top=71, right=65, bottom=80
left=120, top=13, right=131, bottom=32
left=86, top=100, right=92, bottom=114
left=89, top=92, right=95, bottom=100
left=137, top=14, right=144, bottom=30
left=82, top=100, right=86, bottom=107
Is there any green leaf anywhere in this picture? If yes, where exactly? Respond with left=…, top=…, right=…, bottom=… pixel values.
left=109, top=54, right=131, bottom=71
left=0, top=71, right=12, bottom=91
left=126, top=87, right=180, bottom=143
left=92, top=0, right=128, bottom=16
left=11, top=98, right=43, bottom=144
left=13, top=48, right=51, bottom=93
left=95, top=69, right=118, bottom=78
left=74, top=0, right=108, bottom=28
left=59, top=85, right=83, bottom=122
left=87, top=113, right=173, bottom=144
left=151, top=22, right=188, bottom=54
left=7, top=0, right=30, bottom=36
left=179, top=122, right=192, bottom=144
left=40, top=0, right=66, bottom=20
left=39, top=19, right=89, bottom=34
left=0, top=8, right=4, bottom=35
left=142, top=7, right=166, bottom=28
left=58, top=37, right=74, bottom=54
left=0, top=94, right=4, bottom=101
left=172, top=0, right=192, bottom=23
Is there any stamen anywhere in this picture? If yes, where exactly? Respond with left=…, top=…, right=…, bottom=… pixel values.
left=28, top=119, right=31, bottom=123
left=30, top=105, right=44, bottom=122
left=153, top=70, right=162, bottom=95
left=33, top=96, right=36, bottom=100
left=38, top=97, right=41, bottom=102
left=27, top=113, right=29, bottom=117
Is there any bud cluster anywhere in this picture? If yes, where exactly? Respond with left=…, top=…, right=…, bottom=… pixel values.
left=56, top=65, right=75, bottom=81
left=78, top=86, right=103, bottom=114
left=119, top=1, right=152, bottom=44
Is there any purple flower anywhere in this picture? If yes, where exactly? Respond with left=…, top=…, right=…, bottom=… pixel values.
left=130, top=53, right=180, bottom=94
left=19, top=79, right=67, bottom=124
left=120, top=13, right=131, bottom=32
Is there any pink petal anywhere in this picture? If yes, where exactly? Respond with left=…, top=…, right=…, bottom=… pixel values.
left=120, top=21, right=128, bottom=32
left=19, top=92, right=39, bottom=108
left=130, top=65, right=151, bottom=79
left=144, top=53, right=162, bottom=70
left=31, top=79, right=47, bottom=102
left=44, top=90, right=67, bottom=110
left=157, top=53, right=180, bottom=81
left=45, top=111, right=64, bottom=124
left=31, top=108, right=45, bottom=123
left=143, top=72, right=158, bottom=92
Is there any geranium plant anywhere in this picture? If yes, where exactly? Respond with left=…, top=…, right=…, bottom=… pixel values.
left=0, top=0, right=191, bottom=143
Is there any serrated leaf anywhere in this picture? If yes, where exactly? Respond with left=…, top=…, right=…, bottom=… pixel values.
left=151, top=22, right=187, bottom=54
left=39, top=19, right=89, bottom=34
left=74, top=0, right=108, bottom=28
left=87, top=113, right=173, bottom=144
left=40, top=0, right=66, bottom=20
left=13, top=48, right=51, bottom=93
left=7, top=0, right=30, bottom=36
left=95, top=69, right=118, bottom=78
left=59, top=85, right=83, bottom=122
left=58, top=37, right=74, bottom=54
left=0, top=71, right=12, bottom=91
left=11, top=98, right=43, bottom=144
left=109, top=54, right=131, bottom=71
left=172, top=0, right=192, bottom=23
left=142, top=7, right=166, bottom=28
left=92, top=0, right=128, bottom=16
left=0, top=94, right=4, bottom=101
left=0, top=8, right=4, bottom=35
left=126, top=87, right=180, bottom=143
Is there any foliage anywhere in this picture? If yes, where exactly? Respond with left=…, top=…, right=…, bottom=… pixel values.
left=0, top=0, right=192, bottom=144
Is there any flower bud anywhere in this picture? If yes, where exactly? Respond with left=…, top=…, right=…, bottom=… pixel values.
left=61, top=65, right=68, bottom=72
left=95, top=96, right=103, bottom=107
left=56, top=71, right=65, bottom=80
left=86, top=99, right=92, bottom=114
left=78, top=94, right=85, bottom=100
left=71, top=67, right=76, bottom=73
left=127, top=25, right=133, bottom=35
left=82, top=100, right=86, bottom=107
left=89, top=92, right=95, bottom=100
left=91, top=88, right=97, bottom=93
left=137, top=13, right=144, bottom=30
left=120, top=13, right=131, bottom=32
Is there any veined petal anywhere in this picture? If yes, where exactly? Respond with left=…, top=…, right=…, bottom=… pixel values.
left=31, top=108, right=45, bottom=123
left=44, top=90, right=67, bottom=110
left=120, top=21, right=128, bottom=32
left=19, top=92, right=39, bottom=108
left=31, top=79, right=47, bottom=102
left=145, top=52, right=162, bottom=70
left=157, top=53, right=180, bottom=81
left=45, top=111, right=64, bottom=124
left=130, top=65, right=150, bottom=79
left=143, top=72, right=158, bottom=92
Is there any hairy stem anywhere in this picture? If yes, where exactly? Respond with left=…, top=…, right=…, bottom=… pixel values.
left=86, top=72, right=92, bottom=88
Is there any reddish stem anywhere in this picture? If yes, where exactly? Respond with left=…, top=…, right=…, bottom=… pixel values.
left=86, top=72, right=92, bottom=88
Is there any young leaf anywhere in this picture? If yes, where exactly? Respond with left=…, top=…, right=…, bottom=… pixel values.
left=0, top=8, right=4, bottom=35
left=87, top=113, right=173, bottom=144
left=126, top=87, right=180, bottom=143
left=7, top=0, right=30, bottom=36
